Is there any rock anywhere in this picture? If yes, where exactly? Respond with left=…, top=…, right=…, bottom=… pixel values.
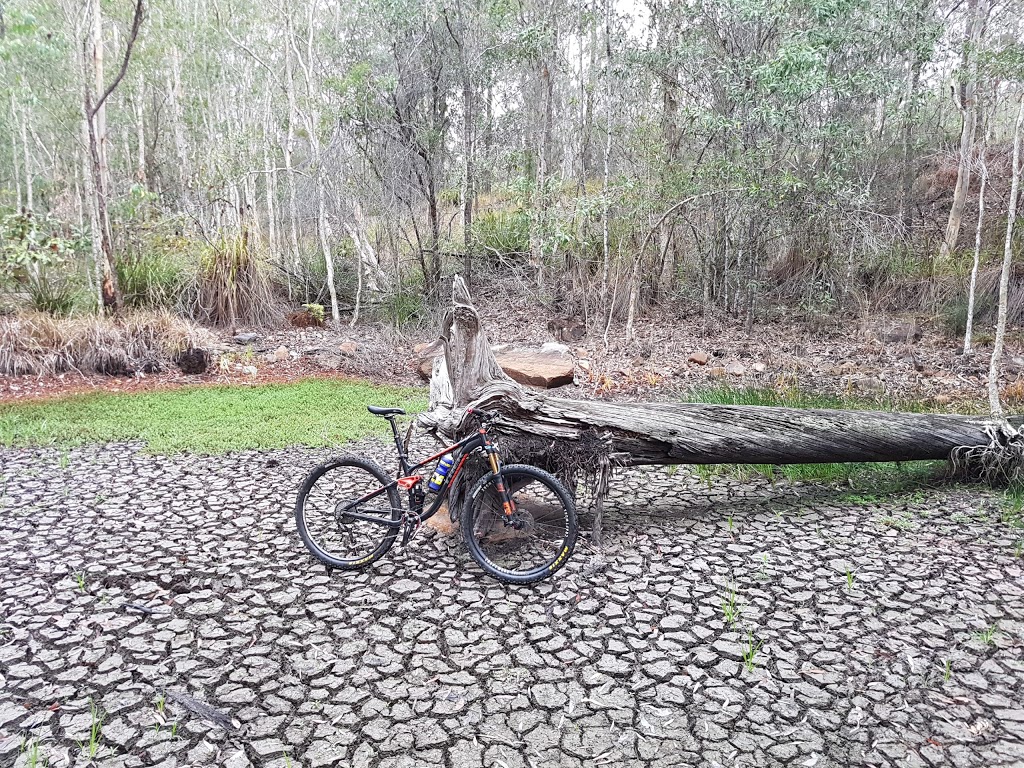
left=492, top=347, right=574, bottom=389
left=273, top=346, right=289, bottom=363
left=752, top=362, right=766, bottom=373
left=232, top=332, right=259, bottom=344
left=176, top=348, right=209, bottom=375
left=725, top=361, right=745, bottom=376
left=241, top=365, right=258, bottom=376
left=547, top=318, right=586, bottom=342
left=339, top=341, right=360, bottom=356
left=314, top=353, right=343, bottom=369
left=577, top=359, right=591, bottom=372
left=688, top=351, right=709, bottom=365
left=870, top=320, right=922, bottom=344
left=417, top=359, right=434, bottom=380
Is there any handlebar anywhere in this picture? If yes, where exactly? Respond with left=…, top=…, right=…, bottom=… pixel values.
left=466, top=407, right=498, bottom=423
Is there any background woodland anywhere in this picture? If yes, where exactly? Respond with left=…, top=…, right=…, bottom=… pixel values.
left=2, top=0, right=1024, bottom=344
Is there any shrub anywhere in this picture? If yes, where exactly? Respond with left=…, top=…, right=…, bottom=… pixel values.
left=0, top=310, right=213, bottom=377
left=472, top=210, right=531, bottom=263
left=116, top=250, right=191, bottom=310
left=374, top=291, right=424, bottom=327
left=26, top=271, right=80, bottom=317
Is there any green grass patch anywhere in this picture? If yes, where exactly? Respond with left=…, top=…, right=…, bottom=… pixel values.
left=684, top=383, right=932, bottom=412
left=685, top=384, right=944, bottom=489
left=0, top=379, right=427, bottom=454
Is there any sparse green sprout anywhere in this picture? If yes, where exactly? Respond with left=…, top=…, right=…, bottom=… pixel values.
left=742, top=631, right=765, bottom=672
left=1014, top=539, right=1024, bottom=558
left=726, top=515, right=734, bottom=533
left=845, top=566, right=855, bottom=592
left=80, top=700, right=104, bottom=760
left=973, top=624, right=999, bottom=646
left=58, top=450, right=70, bottom=469
left=721, top=586, right=742, bottom=628
left=21, top=738, right=45, bottom=768
left=943, top=658, right=952, bottom=682
left=74, top=572, right=86, bottom=593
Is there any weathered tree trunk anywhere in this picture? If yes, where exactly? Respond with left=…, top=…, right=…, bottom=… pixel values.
left=419, top=277, right=1023, bottom=539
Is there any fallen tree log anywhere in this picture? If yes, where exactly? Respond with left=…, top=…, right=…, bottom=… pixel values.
left=417, top=278, right=1022, bottom=540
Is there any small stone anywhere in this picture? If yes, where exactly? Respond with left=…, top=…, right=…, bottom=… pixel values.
left=232, top=332, right=259, bottom=344
left=688, top=352, right=709, bottom=365
left=339, top=342, right=360, bottom=356
left=725, top=361, right=746, bottom=376
left=273, top=346, right=289, bottom=362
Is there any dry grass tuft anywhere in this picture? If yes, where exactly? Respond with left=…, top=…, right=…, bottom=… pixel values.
left=0, top=310, right=213, bottom=376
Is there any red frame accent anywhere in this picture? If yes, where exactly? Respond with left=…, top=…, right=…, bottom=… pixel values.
left=397, top=476, right=421, bottom=490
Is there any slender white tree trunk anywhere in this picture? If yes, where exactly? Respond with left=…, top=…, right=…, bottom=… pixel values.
left=10, top=94, right=22, bottom=211
left=599, top=0, right=612, bottom=307
left=964, top=133, right=988, bottom=355
left=938, top=0, right=987, bottom=263
left=169, top=47, right=189, bottom=195
left=264, top=142, right=277, bottom=261
left=135, top=71, right=146, bottom=186
left=988, top=95, right=1024, bottom=417
left=283, top=41, right=301, bottom=277
left=317, top=181, right=341, bottom=324
left=20, top=110, right=33, bottom=212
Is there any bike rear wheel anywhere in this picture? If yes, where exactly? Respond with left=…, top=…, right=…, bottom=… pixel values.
left=295, top=457, right=401, bottom=570
left=462, top=464, right=578, bottom=584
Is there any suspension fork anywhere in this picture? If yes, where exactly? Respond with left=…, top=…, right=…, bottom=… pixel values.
left=484, top=438, right=516, bottom=520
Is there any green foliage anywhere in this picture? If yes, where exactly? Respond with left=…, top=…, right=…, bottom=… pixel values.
left=939, top=295, right=996, bottom=338
left=302, top=303, right=326, bottom=324
left=26, top=271, right=79, bottom=316
left=1, top=212, right=86, bottom=283
left=116, top=250, right=191, bottom=310
left=374, top=290, right=424, bottom=327
left=0, top=379, right=427, bottom=454
left=472, top=210, right=531, bottom=262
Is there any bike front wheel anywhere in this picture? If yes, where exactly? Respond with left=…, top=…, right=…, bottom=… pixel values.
left=462, top=464, right=578, bottom=584
left=295, top=456, right=401, bottom=570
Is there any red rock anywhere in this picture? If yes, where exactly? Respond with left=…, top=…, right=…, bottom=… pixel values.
left=494, top=349, right=574, bottom=388
left=688, top=351, right=710, bottom=365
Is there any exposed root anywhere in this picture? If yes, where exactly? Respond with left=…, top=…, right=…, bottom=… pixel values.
left=951, top=421, right=1024, bottom=489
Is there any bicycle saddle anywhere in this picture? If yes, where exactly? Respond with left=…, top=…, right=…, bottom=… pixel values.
left=367, top=406, right=406, bottom=416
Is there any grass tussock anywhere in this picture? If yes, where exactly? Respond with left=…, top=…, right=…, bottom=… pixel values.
left=0, top=378, right=427, bottom=454
left=0, top=310, right=212, bottom=377
left=189, top=234, right=280, bottom=328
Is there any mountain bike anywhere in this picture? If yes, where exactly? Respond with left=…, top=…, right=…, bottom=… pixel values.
left=294, top=405, right=578, bottom=584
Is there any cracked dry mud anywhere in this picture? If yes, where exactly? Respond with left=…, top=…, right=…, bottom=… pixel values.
left=1, top=440, right=1023, bottom=768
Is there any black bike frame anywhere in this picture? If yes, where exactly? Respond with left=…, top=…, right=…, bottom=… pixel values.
left=341, top=418, right=507, bottom=530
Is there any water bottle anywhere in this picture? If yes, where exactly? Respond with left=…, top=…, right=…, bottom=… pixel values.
left=428, top=454, right=455, bottom=492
